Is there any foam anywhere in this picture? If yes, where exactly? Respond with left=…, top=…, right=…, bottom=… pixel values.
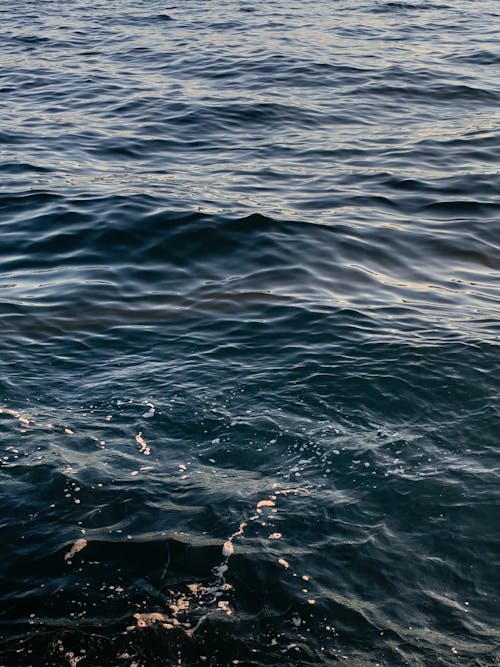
left=64, top=538, right=88, bottom=562
left=135, top=432, right=151, bottom=456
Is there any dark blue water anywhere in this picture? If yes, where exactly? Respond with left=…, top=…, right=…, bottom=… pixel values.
left=1, top=1, right=499, bottom=665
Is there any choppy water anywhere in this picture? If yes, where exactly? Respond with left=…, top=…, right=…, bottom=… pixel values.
left=1, top=0, right=499, bottom=665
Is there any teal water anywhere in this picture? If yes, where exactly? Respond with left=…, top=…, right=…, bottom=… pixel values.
left=0, top=1, right=499, bottom=665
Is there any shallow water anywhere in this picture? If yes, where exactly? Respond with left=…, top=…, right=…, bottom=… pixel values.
left=0, top=0, right=499, bottom=665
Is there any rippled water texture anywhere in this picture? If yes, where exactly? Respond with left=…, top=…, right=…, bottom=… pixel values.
left=1, top=0, right=499, bottom=665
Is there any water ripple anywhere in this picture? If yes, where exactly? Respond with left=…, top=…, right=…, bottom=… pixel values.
left=1, top=0, right=499, bottom=664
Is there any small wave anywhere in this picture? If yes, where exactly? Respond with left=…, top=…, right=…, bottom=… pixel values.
left=370, top=1, right=450, bottom=12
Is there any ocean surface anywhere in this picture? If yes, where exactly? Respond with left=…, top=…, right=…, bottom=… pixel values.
left=0, top=0, right=499, bottom=665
